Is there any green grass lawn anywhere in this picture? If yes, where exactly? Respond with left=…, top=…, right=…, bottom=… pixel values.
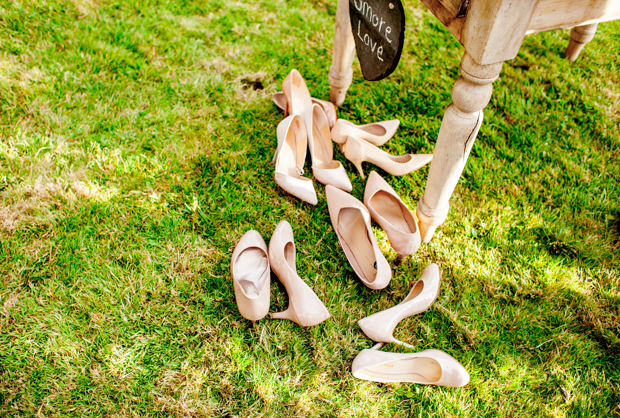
left=1, top=0, right=619, bottom=416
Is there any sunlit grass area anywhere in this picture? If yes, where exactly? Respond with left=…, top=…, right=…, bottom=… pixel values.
left=1, top=0, right=619, bottom=416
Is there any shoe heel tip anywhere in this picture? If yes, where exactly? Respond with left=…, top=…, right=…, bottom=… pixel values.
left=393, top=339, right=415, bottom=348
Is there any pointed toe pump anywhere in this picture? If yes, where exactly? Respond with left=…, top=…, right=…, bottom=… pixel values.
left=364, top=171, right=421, bottom=259
left=282, top=69, right=314, bottom=115
left=358, top=263, right=441, bottom=347
left=274, top=115, right=318, bottom=205
left=352, top=345, right=470, bottom=387
left=302, top=104, right=352, bottom=192
left=331, top=119, right=400, bottom=147
left=325, top=185, right=391, bottom=290
left=268, top=220, right=330, bottom=327
left=273, top=91, right=337, bottom=129
left=230, top=230, right=271, bottom=322
left=343, top=135, right=433, bottom=179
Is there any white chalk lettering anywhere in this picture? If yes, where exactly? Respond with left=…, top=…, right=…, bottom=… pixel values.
left=362, top=2, right=373, bottom=21
left=354, top=0, right=362, bottom=11
left=385, top=26, right=392, bottom=43
left=357, top=19, right=364, bottom=42
left=379, top=16, right=385, bottom=32
left=357, top=17, right=386, bottom=61
left=373, top=15, right=379, bottom=26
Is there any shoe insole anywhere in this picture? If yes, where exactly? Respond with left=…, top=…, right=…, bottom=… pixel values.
left=369, top=191, right=416, bottom=234
left=311, top=114, right=336, bottom=169
left=360, top=124, right=387, bottom=136
left=338, top=208, right=377, bottom=282
left=276, top=125, right=304, bottom=178
left=284, top=241, right=296, bottom=272
left=363, top=357, right=441, bottom=383
left=388, top=154, right=413, bottom=163
left=388, top=154, right=433, bottom=170
left=235, top=247, right=268, bottom=297
left=403, top=280, right=424, bottom=303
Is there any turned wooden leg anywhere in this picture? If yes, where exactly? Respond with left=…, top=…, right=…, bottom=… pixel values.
left=329, top=0, right=356, bottom=106
left=416, top=53, right=503, bottom=243
left=565, top=23, right=598, bottom=62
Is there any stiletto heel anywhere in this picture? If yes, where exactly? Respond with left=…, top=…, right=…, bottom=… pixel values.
left=342, top=137, right=365, bottom=177
left=271, top=308, right=295, bottom=321
left=268, top=220, right=330, bottom=327
left=358, top=264, right=441, bottom=346
left=352, top=160, right=365, bottom=177
left=389, top=337, right=415, bottom=348
left=343, top=135, right=432, bottom=178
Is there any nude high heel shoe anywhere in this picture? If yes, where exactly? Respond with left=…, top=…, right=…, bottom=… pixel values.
left=273, top=91, right=337, bottom=129
left=282, top=69, right=313, bottom=115
left=325, top=185, right=391, bottom=290
left=331, top=119, right=400, bottom=147
left=364, top=171, right=421, bottom=259
left=351, top=344, right=470, bottom=386
left=273, top=115, right=317, bottom=205
left=357, top=264, right=441, bottom=347
left=230, top=230, right=271, bottom=322
left=301, top=104, right=352, bottom=192
left=268, top=220, right=330, bottom=327
left=343, top=135, right=433, bottom=179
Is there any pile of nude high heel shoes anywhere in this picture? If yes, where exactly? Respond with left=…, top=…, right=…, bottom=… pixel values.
left=271, top=69, right=433, bottom=203
left=229, top=69, right=469, bottom=387
left=230, top=220, right=330, bottom=327
left=230, top=205, right=468, bottom=386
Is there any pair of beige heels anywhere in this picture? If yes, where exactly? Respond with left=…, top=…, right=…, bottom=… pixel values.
left=230, top=220, right=330, bottom=327
left=272, top=70, right=352, bottom=205
left=325, top=171, right=422, bottom=290
left=352, top=264, right=470, bottom=387
left=331, top=118, right=433, bottom=179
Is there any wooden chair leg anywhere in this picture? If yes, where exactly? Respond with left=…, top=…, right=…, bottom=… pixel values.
left=565, top=23, right=598, bottom=62
left=416, top=53, right=503, bottom=243
left=329, top=0, right=356, bottom=106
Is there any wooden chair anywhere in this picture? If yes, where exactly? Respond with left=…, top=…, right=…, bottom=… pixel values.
left=329, top=0, right=620, bottom=242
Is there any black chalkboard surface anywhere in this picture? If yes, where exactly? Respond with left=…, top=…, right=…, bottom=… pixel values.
left=349, top=0, right=405, bottom=81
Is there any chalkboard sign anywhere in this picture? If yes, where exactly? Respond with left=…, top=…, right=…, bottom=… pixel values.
left=349, top=0, right=405, bottom=81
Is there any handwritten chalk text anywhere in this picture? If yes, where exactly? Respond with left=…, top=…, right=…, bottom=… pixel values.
left=353, top=0, right=393, bottom=43
left=357, top=19, right=384, bottom=61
